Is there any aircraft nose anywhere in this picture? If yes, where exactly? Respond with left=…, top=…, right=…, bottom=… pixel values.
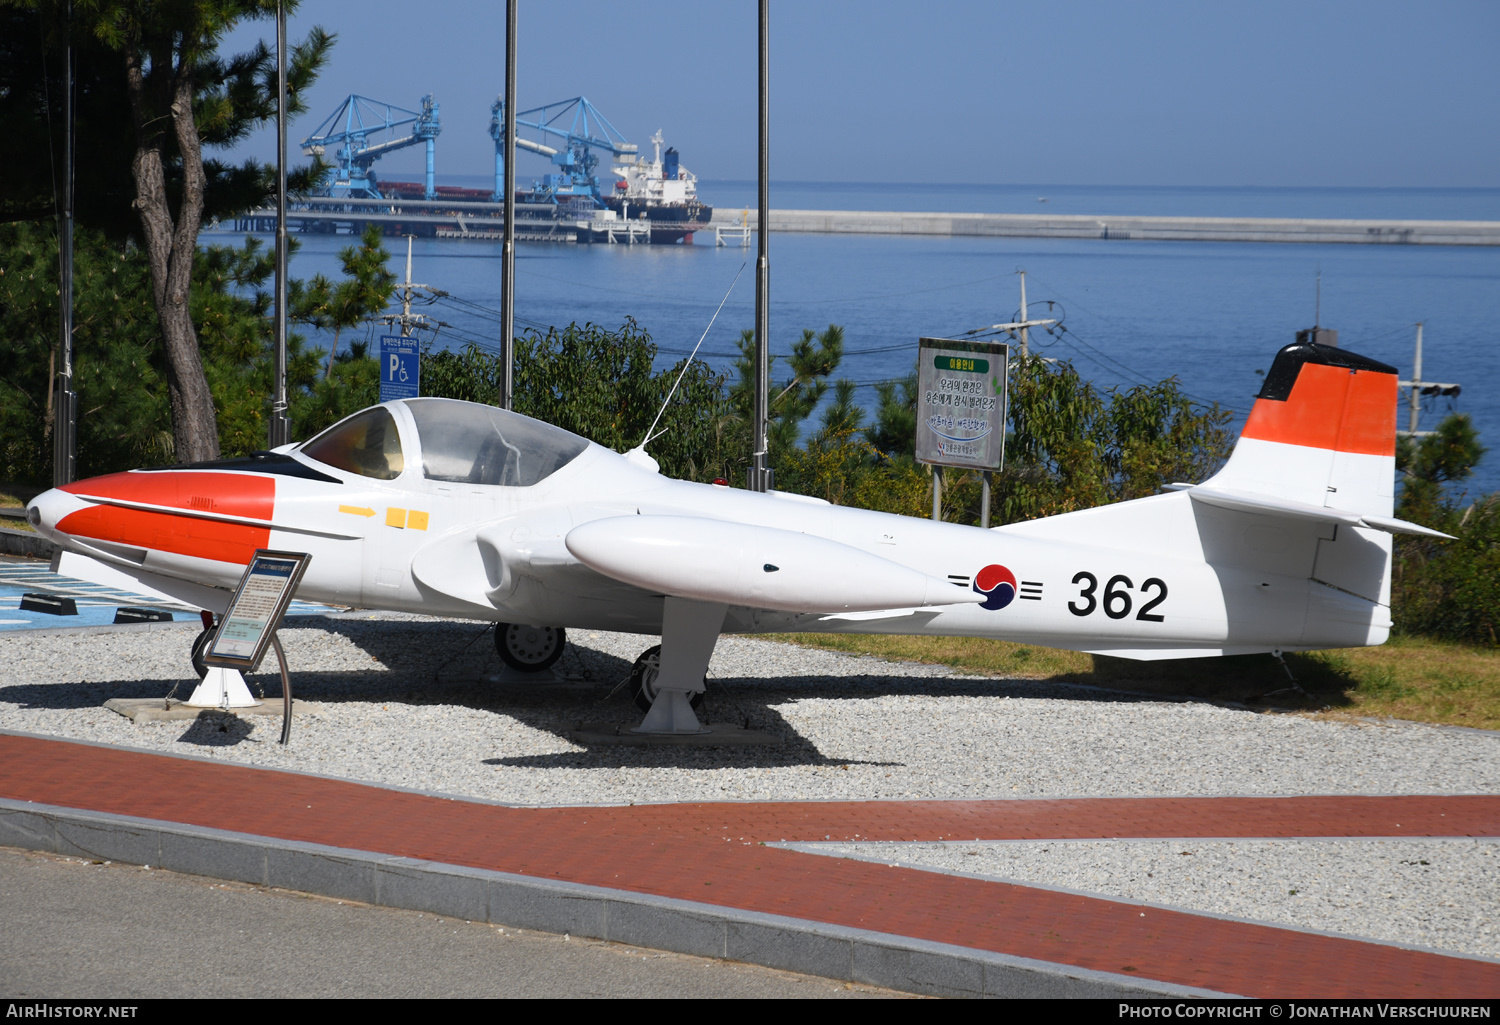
left=26, top=488, right=85, bottom=542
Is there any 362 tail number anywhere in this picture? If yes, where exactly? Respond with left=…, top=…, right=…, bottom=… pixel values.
left=1068, top=572, right=1167, bottom=622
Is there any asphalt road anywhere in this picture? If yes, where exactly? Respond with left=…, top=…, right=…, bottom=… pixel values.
left=0, top=847, right=904, bottom=999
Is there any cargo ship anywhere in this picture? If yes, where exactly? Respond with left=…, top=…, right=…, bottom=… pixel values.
left=602, top=131, right=713, bottom=243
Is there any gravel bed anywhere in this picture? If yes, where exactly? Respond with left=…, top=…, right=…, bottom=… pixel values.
left=799, top=838, right=1500, bottom=961
left=0, top=612, right=1495, bottom=807
left=4, top=612, right=1497, bottom=960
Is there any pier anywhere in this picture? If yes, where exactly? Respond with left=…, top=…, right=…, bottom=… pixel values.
left=708, top=208, right=1500, bottom=246
left=219, top=197, right=1500, bottom=247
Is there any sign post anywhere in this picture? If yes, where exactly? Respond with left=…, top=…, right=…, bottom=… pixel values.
left=915, top=337, right=1009, bottom=527
left=204, top=550, right=312, bottom=744
left=379, top=334, right=420, bottom=402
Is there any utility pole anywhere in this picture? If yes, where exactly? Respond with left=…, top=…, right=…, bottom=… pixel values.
left=750, top=0, right=771, bottom=492
left=1397, top=322, right=1461, bottom=438
left=268, top=0, right=291, bottom=449
left=498, top=0, right=517, bottom=410
left=1017, top=271, right=1029, bottom=359
left=950, top=274, right=1057, bottom=525
left=384, top=236, right=430, bottom=338
left=53, top=2, right=76, bottom=485
left=961, top=273, right=1057, bottom=350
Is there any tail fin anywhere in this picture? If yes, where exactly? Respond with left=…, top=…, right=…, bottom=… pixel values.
left=1191, top=343, right=1411, bottom=641
left=1001, top=342, right=1436, bottom=655
left=1203, top=341, right=1398, bottom=516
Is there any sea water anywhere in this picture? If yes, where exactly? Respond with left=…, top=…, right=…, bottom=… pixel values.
left=218, top=180, right=1500, bottom=496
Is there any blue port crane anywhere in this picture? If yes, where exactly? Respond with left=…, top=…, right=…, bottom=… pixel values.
left=301, top=94, right=442, bottom=200
left=490, top=95, right=637, bottom=206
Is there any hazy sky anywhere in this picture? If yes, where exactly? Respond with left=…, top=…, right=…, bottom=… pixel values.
left=220, top=1, right=1499, bottom=188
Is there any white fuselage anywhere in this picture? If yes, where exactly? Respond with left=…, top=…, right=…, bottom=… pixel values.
left=29, top=394, right=1391, bottom=661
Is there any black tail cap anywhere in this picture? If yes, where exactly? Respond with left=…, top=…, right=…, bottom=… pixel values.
left=1256, top=342, right=1397, bottom=402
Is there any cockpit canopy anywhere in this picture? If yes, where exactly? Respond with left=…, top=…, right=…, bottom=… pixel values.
left=300, top=406, right=405, bottom=480
left=299, top=399, right=590, bottom=487
left=404, top=398, right=589, bottom=487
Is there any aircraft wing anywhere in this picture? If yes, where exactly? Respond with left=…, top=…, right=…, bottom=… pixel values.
left=564, top=515, right=982, bottom=614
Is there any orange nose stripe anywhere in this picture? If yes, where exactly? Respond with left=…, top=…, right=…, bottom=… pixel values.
left=60, top=470, right=275, bottom=519
left=57, top=470, right=275, bottom=565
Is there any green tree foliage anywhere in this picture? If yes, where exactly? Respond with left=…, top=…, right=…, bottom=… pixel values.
left=0, top=224, right=394, bottom=484
left=421, top=320, right=734, bottom=483
left=724, top=324, right=844, bottom=464
left=863, top=372, right=918, bottom=459
left=0, top=221, right=169, bottom=481
left=301, top=226, right=397, bottom=378
left=1, top=0, right=333, bottom=462
left=993, top=356, right=1234, bottom=522
left=1, top=2, right=330, bottom=238
left=780, top=351, right=1235, bottom=524
left=1392, top=414, right=1497, bottom=645
left=0, top=6, right=137, bottom=231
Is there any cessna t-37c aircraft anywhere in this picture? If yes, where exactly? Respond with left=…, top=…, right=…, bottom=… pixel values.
left=28, top=341, right=1446, bottom=733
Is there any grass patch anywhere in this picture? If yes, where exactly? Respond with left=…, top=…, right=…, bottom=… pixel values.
left=0, top=484, right=40, bottom=508
left=0, top=483, right=38, bottom=531
left=777, top=631, right=1500, bottom=731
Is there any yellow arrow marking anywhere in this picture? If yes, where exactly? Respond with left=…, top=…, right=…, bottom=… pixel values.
left=338, top=505, right=376, bottom=518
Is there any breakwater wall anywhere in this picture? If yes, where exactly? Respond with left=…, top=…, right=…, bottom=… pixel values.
left=709, top=208, right=1500, bottom=246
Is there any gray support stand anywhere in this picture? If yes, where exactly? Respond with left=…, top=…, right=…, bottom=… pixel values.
left=635, top=598, right=727, bottom=734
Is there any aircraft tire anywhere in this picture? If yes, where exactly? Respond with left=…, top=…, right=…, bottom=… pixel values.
left=629, top=644, right=706, bottom=714
left=190, top=628, right=212, bottom=680
left=495, top=623, right=566, bottom=673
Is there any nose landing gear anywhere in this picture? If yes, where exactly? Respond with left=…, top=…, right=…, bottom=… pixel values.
left=495, top=622, right=566, bottom=673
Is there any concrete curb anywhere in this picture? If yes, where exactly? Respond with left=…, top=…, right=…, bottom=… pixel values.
left=0, top=527, right=55, bottom=560
left=0, top=796, right=1228, bottom=999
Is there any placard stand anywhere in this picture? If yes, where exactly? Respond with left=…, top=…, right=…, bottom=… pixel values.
left=203, top=550, right=312, bottom=745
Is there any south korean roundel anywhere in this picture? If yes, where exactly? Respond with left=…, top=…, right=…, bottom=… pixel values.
left=973, top=564, right=1017, bottom=610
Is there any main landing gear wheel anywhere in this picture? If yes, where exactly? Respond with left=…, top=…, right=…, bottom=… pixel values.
left=190, top=628, right=212, bottom=680
left=495, top=623, right=566, bottom=673
left=629, top=644, right=706, bottom=714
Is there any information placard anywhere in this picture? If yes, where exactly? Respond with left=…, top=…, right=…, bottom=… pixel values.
left=203, top=550, right=312, bottom=673
left=914, top=337, right=1008, bottom=471
left=379, top=334, right=420, bottom=402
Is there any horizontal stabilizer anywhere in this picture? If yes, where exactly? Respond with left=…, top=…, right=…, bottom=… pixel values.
left=565, top=515, right=982, bottom=614
left=1174, top=485, right=1453, bottom=539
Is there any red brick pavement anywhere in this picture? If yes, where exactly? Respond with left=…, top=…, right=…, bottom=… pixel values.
left=2, top=733, right=1496, bottom=998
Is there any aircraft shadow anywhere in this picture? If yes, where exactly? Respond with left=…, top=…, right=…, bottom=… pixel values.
left=1, top=616, right=1356, bottom=762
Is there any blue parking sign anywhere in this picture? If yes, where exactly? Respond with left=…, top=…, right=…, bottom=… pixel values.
left=380, top=335, right=420, bottom=401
